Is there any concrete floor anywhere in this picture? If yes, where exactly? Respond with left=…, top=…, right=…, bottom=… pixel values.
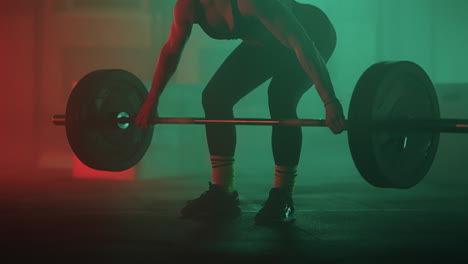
left=2, top=169, right=468, bottom=264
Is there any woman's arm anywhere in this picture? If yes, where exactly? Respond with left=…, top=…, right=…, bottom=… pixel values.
left=136, top=0, right=195, bottom=128
left=147, top=0, right=195, bottom=105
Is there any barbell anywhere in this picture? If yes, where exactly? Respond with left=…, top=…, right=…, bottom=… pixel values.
left=52, top=61, right=468, bottom=189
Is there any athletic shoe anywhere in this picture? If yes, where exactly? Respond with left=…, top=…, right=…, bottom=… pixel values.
left=255, top=188, right=295, bottom=225
left=180, top=182, right=241, bottom=221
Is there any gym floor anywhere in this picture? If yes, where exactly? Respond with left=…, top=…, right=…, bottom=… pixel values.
left=3, top=166, right=468, bottom=264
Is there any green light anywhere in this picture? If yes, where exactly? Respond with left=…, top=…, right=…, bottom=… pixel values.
left=117, top=112, right=130, bottom=130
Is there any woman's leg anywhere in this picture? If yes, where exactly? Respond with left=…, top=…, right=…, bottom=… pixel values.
left=202, top=42, right=274, bottom=157
left=180, top=43, right=275, bottom=220
left=268, top=61, right=313, bottom=168
left=269, top=10, right=337, bottom=170
left=201, top=42, right=274, bottom=193
left=267, top=50, right=313, bottom=203
left=254, top=16, right=337, bottom=225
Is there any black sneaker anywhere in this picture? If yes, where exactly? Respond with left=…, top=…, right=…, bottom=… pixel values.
left=179, top=182, right=241, bottom=221
left=255, top=188, right=295, bottom=225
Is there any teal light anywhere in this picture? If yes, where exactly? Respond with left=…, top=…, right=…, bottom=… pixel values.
left=117, top=112, right=130, bottom=130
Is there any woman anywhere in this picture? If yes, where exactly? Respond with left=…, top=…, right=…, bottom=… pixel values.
left=136, top=0, right=346, bottom=225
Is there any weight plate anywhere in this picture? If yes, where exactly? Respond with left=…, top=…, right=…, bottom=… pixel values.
left=65, top=69, right=153, bottom=172
left=347, top=61, right=440, bottom=188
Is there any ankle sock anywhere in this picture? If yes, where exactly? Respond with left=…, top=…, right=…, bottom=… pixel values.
left=273, top=165, right=298, bottom=198
left=210, top=155, right=235, bottom=193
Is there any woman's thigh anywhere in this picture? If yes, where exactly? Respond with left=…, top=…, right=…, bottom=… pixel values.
left=268, top=4, right=337, bottom=117
left=293, top=2, right=337, bottom=62
left=202, top=42, right=275, bottom=112
left=268, top=50, right=313, bottom=118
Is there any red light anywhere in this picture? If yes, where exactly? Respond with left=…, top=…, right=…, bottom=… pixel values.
left=72, top=153, right=135, bottom=181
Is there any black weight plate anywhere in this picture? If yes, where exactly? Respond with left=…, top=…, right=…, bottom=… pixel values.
left=348, top=61, right=440, bottom=188
left=65, top=69, right=153, bottom=172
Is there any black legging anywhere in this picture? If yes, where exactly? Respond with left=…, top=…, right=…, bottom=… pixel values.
left=202, top=7, right=336, bottom=166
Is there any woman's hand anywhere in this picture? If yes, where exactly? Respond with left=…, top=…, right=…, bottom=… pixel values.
left=135, top=100, right=158, bottom=129
left=325, top=99, right=346, bottom=134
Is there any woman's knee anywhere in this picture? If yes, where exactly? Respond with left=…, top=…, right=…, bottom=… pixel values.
left=268, top=83, right=309, bottom=120
left=202, top=90, right=234, bottom=118
left=269, top=103, right=299, bottom=120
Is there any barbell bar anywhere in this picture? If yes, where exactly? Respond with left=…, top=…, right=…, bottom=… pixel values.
left=52, top=114, right=468, bottom=132
left=52, top=61, right=467, bottom=189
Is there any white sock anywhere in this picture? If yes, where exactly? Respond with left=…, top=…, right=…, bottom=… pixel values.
left=210, top=155, right=235, bottom=193
left=273, top=165, right=298, bottom=198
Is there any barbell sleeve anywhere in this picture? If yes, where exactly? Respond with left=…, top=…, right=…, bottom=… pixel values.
left=52, top=115, right=66, bottom=126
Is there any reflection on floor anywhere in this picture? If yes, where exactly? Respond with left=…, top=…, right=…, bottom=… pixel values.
left=2, top=169, right=468, bottom=264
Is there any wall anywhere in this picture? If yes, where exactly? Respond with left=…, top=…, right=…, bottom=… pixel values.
left=0, top=1, right=39, bottom=179
left=36, top=0, right=159, bottom=175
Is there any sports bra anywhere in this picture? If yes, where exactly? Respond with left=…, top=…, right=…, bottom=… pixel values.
left=196, top=0, right=248, bottom=40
